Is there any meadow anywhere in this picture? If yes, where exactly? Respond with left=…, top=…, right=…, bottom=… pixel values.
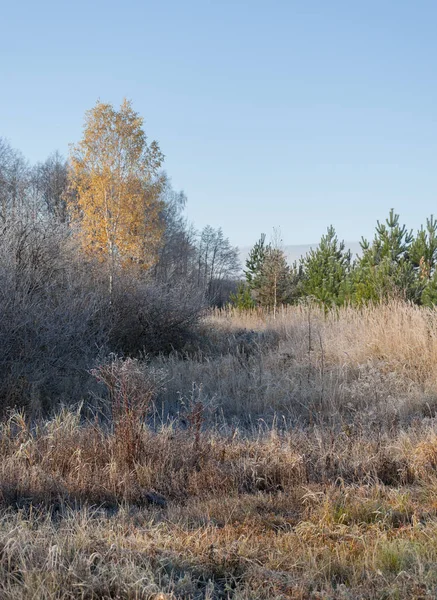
left=3, top=302, right=437, bottom=599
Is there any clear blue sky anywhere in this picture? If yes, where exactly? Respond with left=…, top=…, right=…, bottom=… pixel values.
left=2, top=0, right=437, bottom=247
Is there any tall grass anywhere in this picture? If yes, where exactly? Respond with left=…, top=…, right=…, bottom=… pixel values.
left=3, top=301, right=437, bottom=598
left=2, top=405, right=437, bottom=598
left=156, top=301, right=437, bottom=429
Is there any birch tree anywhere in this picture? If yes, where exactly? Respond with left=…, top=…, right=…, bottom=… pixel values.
left=68, top=100, right=165, bottom=296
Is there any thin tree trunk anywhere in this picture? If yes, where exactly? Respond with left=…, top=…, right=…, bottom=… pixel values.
left=273, top=272, right=277, bottom=319
left=108, top=239, right=114, bottom=304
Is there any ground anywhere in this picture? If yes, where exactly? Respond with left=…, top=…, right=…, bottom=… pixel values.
left=2, top=302, right=437, bottom=599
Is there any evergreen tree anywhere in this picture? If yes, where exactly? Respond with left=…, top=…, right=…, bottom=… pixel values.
left=288, top=260, right=306, bottom=304
left=353, top=209, right=418, bottom=304
left=300, top=226, right=352, bottom=307
left=409, top=215, right=437, bottom=304
left=229, top=282, right=256, bottom=310
left=244, top=233, right=270, bottom=291
left=422, top=269, right=437, bottom=307
left=410, top=216, right=437, bottom=275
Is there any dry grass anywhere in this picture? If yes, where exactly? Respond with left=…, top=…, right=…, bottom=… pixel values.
left=4, top=301, right=437, bottom=598
left=157, top=302, right=437, bottom=429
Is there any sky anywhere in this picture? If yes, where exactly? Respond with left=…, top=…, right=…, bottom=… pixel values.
left=1, top=0, right=437, bottom=248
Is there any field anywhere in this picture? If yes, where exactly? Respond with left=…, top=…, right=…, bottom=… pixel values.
left=3, top=302, right=437, bottom=599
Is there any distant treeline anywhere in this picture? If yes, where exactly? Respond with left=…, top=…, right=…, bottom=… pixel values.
left=234, top=211, right=437, bottom=313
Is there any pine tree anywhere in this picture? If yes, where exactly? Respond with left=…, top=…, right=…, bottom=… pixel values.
left=409, top=215, right=437, bottom=304
left=229, top=282, right=256, bottom=310
left=244, top=233, right=270, bottom=291
left=422, top=269, right=437, bottom=306
left=353, top=209, right=418, bottom=304
left=300, top=226, right=352, bottom=307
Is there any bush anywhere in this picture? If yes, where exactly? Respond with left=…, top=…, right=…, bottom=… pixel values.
left=0, top=218, right=107, bottom=414
left=109, top=277, right=206, bottom=355
left=0, top=218, right=206, bottom=414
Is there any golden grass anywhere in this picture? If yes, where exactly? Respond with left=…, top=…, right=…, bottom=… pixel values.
left=4, top=301, right=437, bottom=598
left=156, top=301, right=437, bottom=430
left=2, top=409, right=437, bottom=597
left=208, top=302, right=437, bottom=383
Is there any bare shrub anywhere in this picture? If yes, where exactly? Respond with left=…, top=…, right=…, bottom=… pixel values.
left=0, top=218, right=107, bottom=414
left=0, top=217, right=205, bottom=415
left=109, top=277, right=206, bottom=355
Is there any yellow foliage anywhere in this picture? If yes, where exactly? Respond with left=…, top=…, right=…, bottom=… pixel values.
left=68, top=99, right=165, bottom=273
